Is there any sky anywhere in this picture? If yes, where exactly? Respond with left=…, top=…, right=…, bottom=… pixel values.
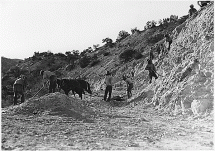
left=0, top=0, right=199, bottom=59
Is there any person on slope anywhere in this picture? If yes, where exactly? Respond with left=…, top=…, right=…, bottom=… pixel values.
left=164, top=34, right=172, bottom=51
left=104, top=71, right=114, bottom=102
left=197, top=1, right=210, bottom=7
left=149, top=48, right=154, bottom=60
left=40, top=70, right=57, bottom=93
left=188, top=4, right=197, bottom=17
left=145, top=59, right=158, bottom=84
left=13, top=75, right=27, bottom=105
left=131, top=67, right=135, bottom=77
left=122, top=75, right=134, bottom=99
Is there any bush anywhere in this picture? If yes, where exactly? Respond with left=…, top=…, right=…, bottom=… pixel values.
left=116, top=30, right=130, bottom=42
left=134, top=51, right=143, bottom=59
left=102, top=37, right=114, bottom=48
left=79, top=55, right=91, bottom=68
left=90, top=59, right=100, bottom=67
left=49, top=64, right=62, bottom=71
left=119, top=49, right=135, bottom=63
left=103, top=51, right=110, bottom=56
left=147, top=33, right=164, bottom=44
left=144, top=20, right=157, bottom=30
left=177, top=15, right=189, bottom=24
left=131, top=27, right=141, bottom=34
left=55, top=53, right=66, bottom=59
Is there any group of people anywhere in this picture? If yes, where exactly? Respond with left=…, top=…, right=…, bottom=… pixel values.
left=189, top=1, right=211, bottom=17
left=12, top=1, right=211, bottom=105
left=103, top=71, right=134, bottom=102
left=12, top=70, right=58, bottom=105
left=103, top=55, right=159, bottom=102
left=150, top=33, right=172, bottom=62
left=145, top=1, right=211, bottom=86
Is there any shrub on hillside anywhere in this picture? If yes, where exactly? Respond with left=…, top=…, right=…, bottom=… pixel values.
left=134, top=51, right=143, bottom=60
left=147, top=33, right=164, bottom=44
left=144, top=20, right=157, bottom=30
left=55, top=53, right=66, bottom=59
left=49, top=64, right=62, bottom=71
left=102, top=37, right=114, bottom=48
left=177, top=15, right=189, bottom=24
left=79, top=55, right=91, bottom=68
left=47, top=57, right=55, bottom=67
left=41, top=51, right=54, bottom=57
left=90, top=54, right=100, bottom=67
left=131, top=27, right=141, bottom=34
left=93, top=44, right=100, bottom=51
left=103, top=51, right=110, bottom=56
left=116, top=30, right=130, bottom=42
left=90, top=59, right=100, bottom=67
left=170, top=15, right=178, bottom=22
left=119, top=49, right=135, bottom=63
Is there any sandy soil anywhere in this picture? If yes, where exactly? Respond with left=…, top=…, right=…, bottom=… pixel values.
left=1, top=91, right=214, bottom=150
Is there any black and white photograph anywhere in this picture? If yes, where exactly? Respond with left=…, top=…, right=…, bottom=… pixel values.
left=1, top=0, right=214, bottom=150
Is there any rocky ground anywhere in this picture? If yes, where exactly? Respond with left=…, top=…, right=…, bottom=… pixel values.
left=1, top=90, right=214, bottom=150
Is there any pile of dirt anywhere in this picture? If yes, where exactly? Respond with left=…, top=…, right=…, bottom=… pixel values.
left=5, top=92, right=95, bottom=122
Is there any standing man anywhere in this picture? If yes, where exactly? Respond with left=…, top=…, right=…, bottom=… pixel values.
left=145, top=59, right=158, bottom=84
left=164, top=34, right=172, bottom=51
left=13, top=75, right=27, bottom=105
left=104, top=71, right=113, bottom=102
left=122, top=75, right=133, bottom=99
left=40, top=70, right=57, bottom=93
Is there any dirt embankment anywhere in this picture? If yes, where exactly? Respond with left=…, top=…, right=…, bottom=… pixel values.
left=1, top=91, right=214, bottom=150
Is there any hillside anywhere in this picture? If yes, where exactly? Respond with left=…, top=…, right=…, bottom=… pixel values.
left=1, top=3, right=214, bottom=150
left=2, top=3, right=213, bottom=114
left=1, top=57, right=22, bottom=76
left=64, top=3, right=214, bottom=116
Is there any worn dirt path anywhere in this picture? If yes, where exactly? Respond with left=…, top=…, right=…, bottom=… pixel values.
left=1, top=92, right=214, bottom=150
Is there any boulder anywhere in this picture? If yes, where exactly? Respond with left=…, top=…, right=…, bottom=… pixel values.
left=191, top=99, right=211, bottom=115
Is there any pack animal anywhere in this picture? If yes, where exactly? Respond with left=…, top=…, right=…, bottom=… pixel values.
left=57, top=78, right=84, bottom=99
left=76, top=79, right=92, bottom=95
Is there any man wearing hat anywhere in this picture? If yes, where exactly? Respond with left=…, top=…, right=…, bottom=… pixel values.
left=104, top=71, right=113, bottom=102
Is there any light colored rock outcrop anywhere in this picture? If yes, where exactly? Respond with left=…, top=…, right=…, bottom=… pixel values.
left=191, top=99, right=212, bottom=115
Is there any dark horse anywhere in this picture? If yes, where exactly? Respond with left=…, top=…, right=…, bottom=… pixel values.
left=76, top=79, right=92, bottom=95
left=57, top=78, right=84, bottom=99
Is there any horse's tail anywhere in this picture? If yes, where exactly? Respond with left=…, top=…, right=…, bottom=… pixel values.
left=86, top=82, right=92, bottom=94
